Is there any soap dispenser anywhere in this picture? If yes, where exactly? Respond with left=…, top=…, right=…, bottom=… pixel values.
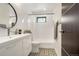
left=18, top=29, right=22, bottom=34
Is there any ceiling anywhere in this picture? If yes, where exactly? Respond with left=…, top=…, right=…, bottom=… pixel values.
left=14, top=3, right=75, bottom=15
left=13, top=3, right=60, bottom=14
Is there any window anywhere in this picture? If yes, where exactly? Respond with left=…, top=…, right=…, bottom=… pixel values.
left=36, top=17, right=46, bottom=23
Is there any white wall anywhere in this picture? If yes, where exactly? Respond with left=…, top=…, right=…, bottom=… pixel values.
left=29, top=15, right=54, bottom=42
left=53, top=4, right=61, bottom=56
left=0, top=4, right=9, bottom=37
left=0, top=4, right=9, bottom=26
left=0, top=28, right=8, bottom=37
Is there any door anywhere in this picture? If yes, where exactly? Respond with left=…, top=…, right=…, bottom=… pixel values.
left=62, top=4, right=79, bottom=56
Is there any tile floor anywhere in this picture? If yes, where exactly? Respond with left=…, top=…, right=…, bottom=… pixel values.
left=29, top=48, right=57, bottom=56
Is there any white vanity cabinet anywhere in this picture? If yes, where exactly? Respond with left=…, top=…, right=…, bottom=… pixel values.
left=0, top=34, right=32, bottom=56
left=0, top=39, right=23, bottom=56
left=22, top=35, right=32, bottom=55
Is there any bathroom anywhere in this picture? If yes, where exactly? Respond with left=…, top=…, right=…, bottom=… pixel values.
left=1, top=0, right=79, bottom=58
left=1, top=3, right=79, bottom=56
left=0, top=3, right=61, bottom=56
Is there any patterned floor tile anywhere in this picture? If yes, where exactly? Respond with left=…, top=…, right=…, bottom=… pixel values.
left=29, top=48, right=57, bottom=56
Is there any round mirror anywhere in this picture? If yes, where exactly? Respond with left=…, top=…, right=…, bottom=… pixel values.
left=0, top=3, right=17, bottom=29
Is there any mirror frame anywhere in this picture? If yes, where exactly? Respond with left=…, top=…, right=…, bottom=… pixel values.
left=8, top=3, right=18, bottom=28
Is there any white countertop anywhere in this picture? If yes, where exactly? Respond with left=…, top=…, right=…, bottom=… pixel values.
left=0, top=33, right=31, bottom=44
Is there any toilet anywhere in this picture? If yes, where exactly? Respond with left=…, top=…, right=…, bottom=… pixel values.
left=32, top=41, right=40, bottom=53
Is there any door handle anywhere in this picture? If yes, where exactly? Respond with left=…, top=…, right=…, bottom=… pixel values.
left=60, top=30, right=65, bottom=33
